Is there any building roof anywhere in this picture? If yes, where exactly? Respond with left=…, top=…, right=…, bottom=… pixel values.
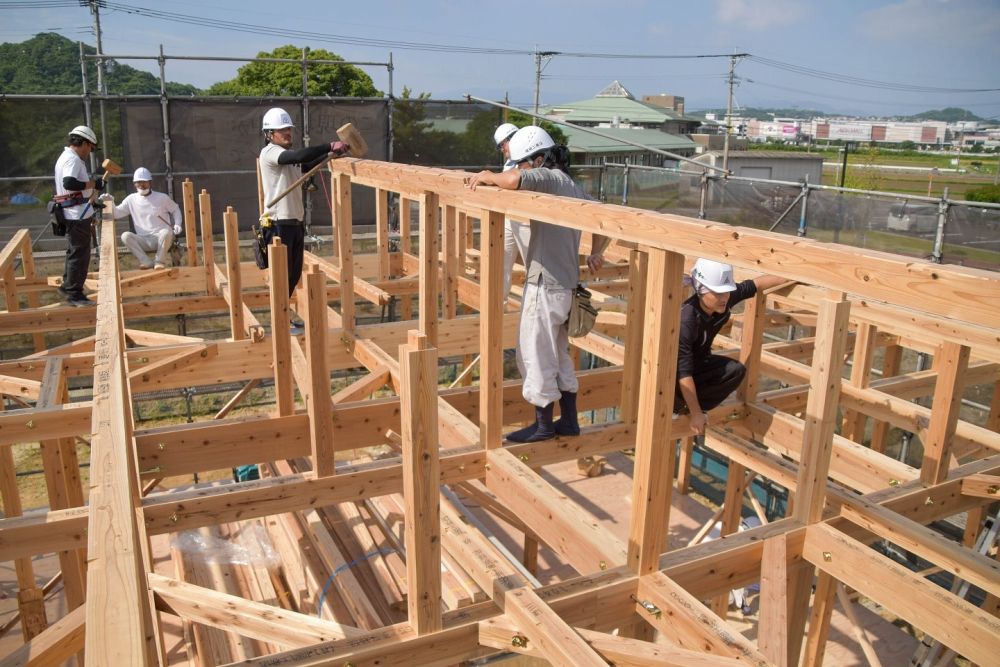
left=698, top=150, right=823, bottom=160
left=543, top=81, right=702, bottom=125
left=562, top=126, right=696, bottom=153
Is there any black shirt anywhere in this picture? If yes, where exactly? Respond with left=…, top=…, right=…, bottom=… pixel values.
left=676, top=279, right=757, bottom=380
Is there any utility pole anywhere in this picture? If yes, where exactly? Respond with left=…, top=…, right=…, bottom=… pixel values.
left=721, top=54, right=745, bottom=174
left=83, top=1, right=107, bottom=170
left=533, top=51, right=559, bottom=121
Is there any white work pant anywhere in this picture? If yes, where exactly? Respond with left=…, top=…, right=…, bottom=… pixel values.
left=503, top=219, right=531, bottom=301
left=121, top=228, right=173, bottom=267
left=516, top=282, right=578, bottom=407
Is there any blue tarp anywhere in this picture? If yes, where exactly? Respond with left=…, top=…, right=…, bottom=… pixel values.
left=10, top=193, right=40, bottom=205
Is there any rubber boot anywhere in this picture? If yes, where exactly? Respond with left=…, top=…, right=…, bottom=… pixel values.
left=506, top=402, right=556, bottom=443
left=553, top=390, right=580, bottom=436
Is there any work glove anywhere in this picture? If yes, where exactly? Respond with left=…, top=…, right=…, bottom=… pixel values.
left=98, top=193, right=113, bottom=202
left=330, top=140, right=350, bottom=156
left=93, top=177, right=105, bottom=191
left=173, top=224, right=183, bottom=236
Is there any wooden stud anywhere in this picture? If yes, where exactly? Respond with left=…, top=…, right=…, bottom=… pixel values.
left=198, top=189, right=217, bottom=294
left=400, top=331, right=442, bottom=634
left=419, top=191, right=439, bottom=345
left=801, top=570, right=837, bottom=667
left=841, top=322, right=877, bottom=443
left=375, top=187, right=391, bottom=282
left=222, top=206, right=246, bottom=340
left=921, top=341, right=971, bottom=484
left=500, top=586, right=607, bottom=666
left=268, top=239, right=294, bottom=416
left=304, top=265, right=334, bottom=477
left=619, top=248, right=647, bottom=424
left=627, top=249, right=685, bottom=575
left=182, top=178, right=198, bottom=265
left=335, top=172, right=355, bottom=333
left=479, top=209, right=505, bottom=449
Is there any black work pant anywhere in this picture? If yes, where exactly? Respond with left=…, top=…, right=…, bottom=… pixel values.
left=62, top=217, right=93, bottom=298
left=674, top=355, right=747, bottom=413
left=264, top=220, right=304, bottom=298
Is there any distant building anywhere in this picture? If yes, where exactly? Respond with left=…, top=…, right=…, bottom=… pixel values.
left=561, top=126, right=696, bottom=167
left=694, top=151, right=823, bottom=183
left=542, top=81, right=702, bottom=136
left=642, top=93, right=685, bottom=116
left=808, top=119, right=947, bottom=145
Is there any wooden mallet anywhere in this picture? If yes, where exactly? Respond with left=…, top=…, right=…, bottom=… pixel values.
left=265, top=122, right=369, bottom=209
left=85, top=158, right=122, bottom=218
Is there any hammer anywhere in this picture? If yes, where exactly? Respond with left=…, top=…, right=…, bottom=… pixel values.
left=82, top=158, right=123, bottom=219
left=265, top=123, right=369, bottom=209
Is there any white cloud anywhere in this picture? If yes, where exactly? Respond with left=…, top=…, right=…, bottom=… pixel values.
left=715, top=0, right=808, bottom=30
left=860, top=0, right=1000, bottom=40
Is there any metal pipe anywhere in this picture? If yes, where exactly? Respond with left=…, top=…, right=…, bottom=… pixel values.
left=387, top=52, right=395, bottom=163
left=698, top=170, right=708, bottom=219
left=621, top=159, right=630, bottom=206
left=932, top=186, right=950, bottom=264
left=797, top=174, right=810, bottom=237
left=158, top=44, right=174, bottom=199
left=767, top=188, right=806, bottom=232
left=81, top=53, right=388, bottom=67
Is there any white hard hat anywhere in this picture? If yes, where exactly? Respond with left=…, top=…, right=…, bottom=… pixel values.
left=133, top=167, right=153, bottom=182
left=262, top=107, right=294, bottom=131
left=69, top=125, right=98, bottom=146
left=493, top=123, right=518, bottom=147
left=508, top=126, right=555, bottom=163
left=691, top=258, right=737, bottom=293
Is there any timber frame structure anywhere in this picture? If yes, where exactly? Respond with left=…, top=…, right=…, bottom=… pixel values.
left=1, top=157, right=999, bottom=666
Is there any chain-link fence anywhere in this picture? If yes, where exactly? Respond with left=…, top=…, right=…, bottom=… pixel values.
left=600, top=163, right=1000, bottom=271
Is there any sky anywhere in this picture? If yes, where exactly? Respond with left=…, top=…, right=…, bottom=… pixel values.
left=3, top=0, right=999, bottom=119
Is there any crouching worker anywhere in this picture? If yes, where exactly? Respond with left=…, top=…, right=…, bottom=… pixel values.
left=109, top=167, right=182, bottom=269
left=466, top=126, right=608, bottom=442
left=676, top=258, right=786, bottom=436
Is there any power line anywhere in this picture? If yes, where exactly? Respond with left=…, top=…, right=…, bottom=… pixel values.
left=748, top=55, right=1000, bottom=94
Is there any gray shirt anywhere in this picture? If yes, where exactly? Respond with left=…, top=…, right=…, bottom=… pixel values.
left=519, top=168, right=586, bottom=290
left=259, top=143, right=304, bottom=221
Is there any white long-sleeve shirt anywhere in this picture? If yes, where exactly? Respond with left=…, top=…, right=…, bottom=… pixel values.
left=113, top=191, right=182, bottom=235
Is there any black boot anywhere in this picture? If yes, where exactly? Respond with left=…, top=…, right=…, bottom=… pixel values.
left=506, top=402, right=556, bottom=443
left=553, top=390, right=580, bottom=436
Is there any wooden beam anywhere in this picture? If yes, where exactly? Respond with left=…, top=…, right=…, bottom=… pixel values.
left=0, top=602, right=85, bottom=667
left=269, top=239, right=295, bottom=416
left=636, top=571, right=770, bottom=666
left=400, top=331, right=442, bottom=634
left=222, top=206, right=246, bottom=340
left=334, top=172, right=356, bottom=330
left=198, top=188, right=218, bottom=294
left=418, top=191, right=439, bottom=345
left=498, top=586, right=607, bottom=666
left=627, top=249, right=684, bottom=574
left=841, top=321, right=876, bottom=443
left=758, top=531, right=813, bottom=667
left=803, top=522, right=1000, bottom=667
left=182, top=178, right=198, bottom=265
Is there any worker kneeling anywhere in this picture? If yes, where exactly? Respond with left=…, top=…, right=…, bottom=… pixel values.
left=110, top=167, right=183, bottom=269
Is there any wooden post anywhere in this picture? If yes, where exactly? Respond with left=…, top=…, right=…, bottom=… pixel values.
left=198, top=189, right=217, bottom=294
left=676, top=435, right=695, bottom=494
left=182, top=178, right=198, bottom=265
left=620, top=249, right=647, bottom=424
left=17, top=235, right=46, bottom=352
left=626, top=249, right=685, bottom=575
left=375, top=188, right=390, bottom=283
left=400, top=196, right=413, bottom=320
left=842, top=322, right=877, bottom=443
left=304, top=265, right=334, bottom=477
left=400, top=331, right=442, bottom=634
left=268, top=239, right=294, bottom=416
left=443, top=204, right=458, bottom=319
left=419, top=191, right=439, bottom=345
left=793, top=292, right=851, bottom=525
left=334, top=172, right=355, bottom=334
left=921, top=341, right=971, bottom=484
left=870, top=342, right=902, bottom=454
left=801, top=570, right=837, bottom=667
left=760, top=532, right=815, bottom=667
left=480, top=210, right=505, bottom=449
left=223, top=206, right=246, bottom=340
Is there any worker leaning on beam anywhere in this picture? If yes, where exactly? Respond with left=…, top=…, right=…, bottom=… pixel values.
left=493, top=122, right=530, bottom=304
left=257, top=107, right=350, bottom=298
left=52, top=124, right=104, bottom=307
left=101, top=167, right=182, bottom=270
left=467, top=126, right=610, bottom=443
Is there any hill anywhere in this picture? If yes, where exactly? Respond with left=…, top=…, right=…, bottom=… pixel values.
left=903, top=107, right=983, bottom=122
left=0, top=32, right=199, bottom=95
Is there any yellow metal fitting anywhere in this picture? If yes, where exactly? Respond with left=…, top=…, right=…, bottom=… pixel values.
left=823, top=551, right=833, bottom=562
left=518, top=454, right=529, bottom=463
left=138, top=356, right=149, bottom=363
left=924, top=496, right=934, bottom=505
left=511, top=635, right=529, bottom=649
left=599, top=560, right=607, bottom=571
left=888, top=479, right=900, bottom=487
left=140, top=466, right=161, bottom=475
left=25, top=420, right=34, bottom=429
left=158, top=443, right=166, bottom=451
left=987, top=485, right=999, bottom=495
left=169, top=513, right=179, bottom=523
left=484, top=463, right=491, bottom=471
left=630, top=594, right=661, bottom=619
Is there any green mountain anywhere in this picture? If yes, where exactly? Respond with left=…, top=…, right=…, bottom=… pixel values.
left=0, top=32, right=199, bottom=95
left=904, top=108, right=982, bottom=122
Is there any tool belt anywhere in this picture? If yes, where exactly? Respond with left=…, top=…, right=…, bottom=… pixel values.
left=53, top=192, right=86, bottom=207
left=566, top=284, right=598, bottom=338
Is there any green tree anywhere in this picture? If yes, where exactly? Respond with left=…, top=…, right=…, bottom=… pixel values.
left=207, top=46, right=379, bottom=97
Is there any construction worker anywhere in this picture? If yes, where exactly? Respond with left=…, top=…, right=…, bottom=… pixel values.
left=675, top=258, right=786, bottom=436
left=52, top=124, right=104, bottom=307
left=107, top=167, right=182, bottom=269
left=258, top=107, right=350, bottom=299
left=493, top=122, right=531, bottom=303
left=467, top=126, right=609, bottom=442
